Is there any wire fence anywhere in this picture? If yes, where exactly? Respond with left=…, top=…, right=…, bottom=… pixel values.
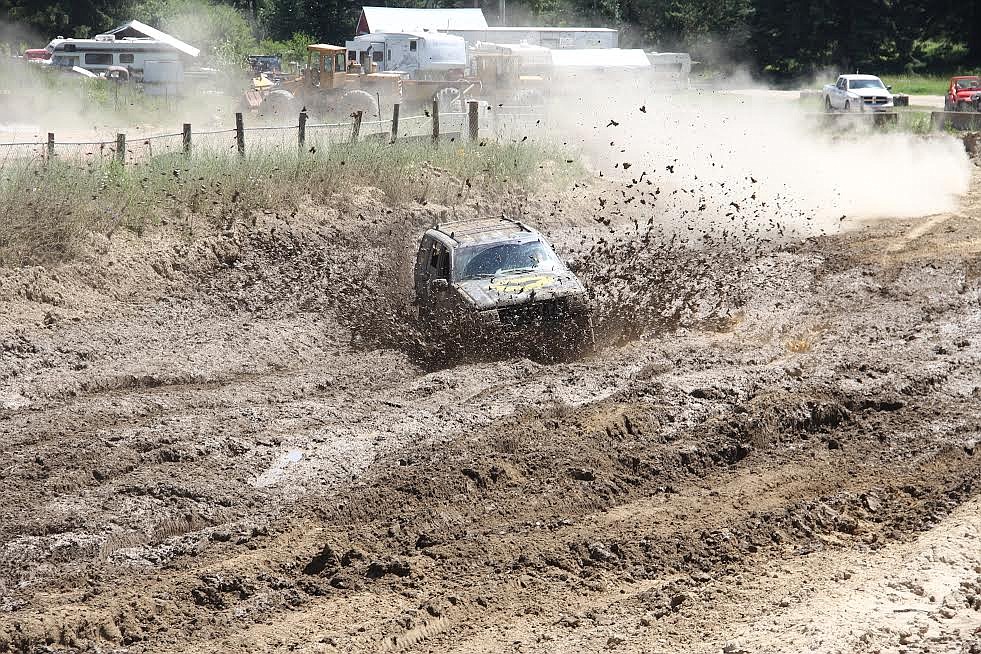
left=0, top=102, right=546, bottom=170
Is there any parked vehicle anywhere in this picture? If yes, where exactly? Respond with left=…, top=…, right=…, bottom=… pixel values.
left=823, top=74, right=894, bottom=112
left=23, top=48, right=49, bottom=61
left=42, top=34, right=183, bottom=78
left=247, top=54, right=282, bottom=75
left=413, top=217, right=594, bottom=360
left=944, top=76, right=981, bottom=112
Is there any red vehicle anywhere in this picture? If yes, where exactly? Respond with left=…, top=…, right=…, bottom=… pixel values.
left=23, top=48, right=50, bottom=61
left=945, top=75, right=981, bottom=112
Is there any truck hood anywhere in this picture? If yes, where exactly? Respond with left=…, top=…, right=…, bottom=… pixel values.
left=851, top=88, right=891, bottom=98
left=954, top=89, right=981, bottom=99
left=454, top=271, right=585, bottom=310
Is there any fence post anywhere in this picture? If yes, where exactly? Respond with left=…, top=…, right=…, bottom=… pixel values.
left=390, top=103, right=400, bottom=143
left=182, top=123, right=191, bottom=156
left=468, top=101, right=479, bottom=141
left=298, top=110, right=307, bottom=149
left=350, top=110, right=363, bottom=143
left=116, top=133, right=126, bottom=164
left=47, top=132, right=55, bottom=160
left=431, top=99, right=440, bottom=143
left=235, top=112, right=245, bottom=156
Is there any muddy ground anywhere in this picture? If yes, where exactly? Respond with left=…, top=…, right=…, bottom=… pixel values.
left=1, top=155, right=980, bottom=653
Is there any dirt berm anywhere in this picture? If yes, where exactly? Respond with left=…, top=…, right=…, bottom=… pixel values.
left=1, top=164, right=980, bottom=653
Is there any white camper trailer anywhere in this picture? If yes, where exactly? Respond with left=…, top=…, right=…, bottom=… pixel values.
left=45, top=34, right=183, bottom=76
left=345, top=32, right=467, bottom=80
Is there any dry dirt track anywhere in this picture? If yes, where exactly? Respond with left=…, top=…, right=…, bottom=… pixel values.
left=1, top=161, right=980, bottom=653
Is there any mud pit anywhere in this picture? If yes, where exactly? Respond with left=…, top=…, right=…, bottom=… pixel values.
left=1, top=159, right=981, bottom=653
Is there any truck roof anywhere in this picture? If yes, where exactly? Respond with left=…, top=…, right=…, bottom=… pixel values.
left=431, top=217, right=536, bottom=245
left=839, top=74, right=882, bottom=80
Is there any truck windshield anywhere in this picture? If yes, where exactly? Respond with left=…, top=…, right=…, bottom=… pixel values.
left=956, top=79, right=980, bottom=89
left=455, top=240, right=563, bottom=281
left=849, top=79, right=885, bottom=90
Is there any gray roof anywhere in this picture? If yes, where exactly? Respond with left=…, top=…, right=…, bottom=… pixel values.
left=358, top=7, right=487, bottom=33
left=434, top=218, right=535, bottom=245
left=100, top=20, right=200, bottom=57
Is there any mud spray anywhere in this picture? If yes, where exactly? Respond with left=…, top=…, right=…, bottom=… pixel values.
left=519, top=71, right=975, bottom=345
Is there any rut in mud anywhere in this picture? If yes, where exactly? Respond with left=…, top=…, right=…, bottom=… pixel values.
left=1, top=158, right=981, bottom=653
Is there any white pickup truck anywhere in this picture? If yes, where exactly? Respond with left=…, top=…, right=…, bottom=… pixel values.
left=823, top=74, right=894, bottom=112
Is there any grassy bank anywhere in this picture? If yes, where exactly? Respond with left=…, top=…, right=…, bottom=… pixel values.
left=0, top=138, right=580, bottom=267
left=880, top=74, right=955, bottom=96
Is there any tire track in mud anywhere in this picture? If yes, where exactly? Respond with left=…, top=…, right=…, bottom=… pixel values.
left=13, top=378, right=971, bottom=654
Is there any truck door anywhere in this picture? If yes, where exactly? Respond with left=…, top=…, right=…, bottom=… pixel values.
left=417, top=238, right=452, bottom=320
left=414, top=235, right=434, bottom=303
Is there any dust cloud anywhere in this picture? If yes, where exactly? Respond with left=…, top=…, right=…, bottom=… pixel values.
left=543, top=71, right=971, bottom=234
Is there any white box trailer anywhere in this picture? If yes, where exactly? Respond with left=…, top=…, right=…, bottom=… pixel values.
left=142, top=59, right=184, bottom=96
left=647, top=52, right=692, bottom=90
left=444, top=27, right=617, bottom=49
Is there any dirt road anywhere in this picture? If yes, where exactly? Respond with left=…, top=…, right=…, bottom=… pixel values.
left=1, top=159, right=980, bottom=652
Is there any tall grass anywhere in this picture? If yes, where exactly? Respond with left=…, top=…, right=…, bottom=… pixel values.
left=0, top=138, right=580, bottom=267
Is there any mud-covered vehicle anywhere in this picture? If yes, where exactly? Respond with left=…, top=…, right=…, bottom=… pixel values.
left=413, top=217, right=594, bottom=359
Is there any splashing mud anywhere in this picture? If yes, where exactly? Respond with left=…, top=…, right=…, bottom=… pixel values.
left=543, top=79, right=972, bottom=233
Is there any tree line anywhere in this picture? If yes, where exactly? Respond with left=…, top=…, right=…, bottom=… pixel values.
left=1, top=0, right=978, bottom=78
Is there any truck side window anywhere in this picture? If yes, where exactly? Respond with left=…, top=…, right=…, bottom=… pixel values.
left=409, top=40, right=418, bottom=52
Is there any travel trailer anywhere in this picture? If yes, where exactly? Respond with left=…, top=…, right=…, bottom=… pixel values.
left=44, top=34, right=182, bottom=77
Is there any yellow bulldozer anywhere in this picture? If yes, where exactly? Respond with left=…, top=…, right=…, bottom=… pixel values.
left=243, top=41, right=547, bottom=122
left=244, top=44, right=403, bottom=120
left=245, top=43, right=480, bottom=121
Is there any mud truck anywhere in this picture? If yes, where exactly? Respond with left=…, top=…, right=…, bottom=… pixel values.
left=414, top=217, right=594, bottom=358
